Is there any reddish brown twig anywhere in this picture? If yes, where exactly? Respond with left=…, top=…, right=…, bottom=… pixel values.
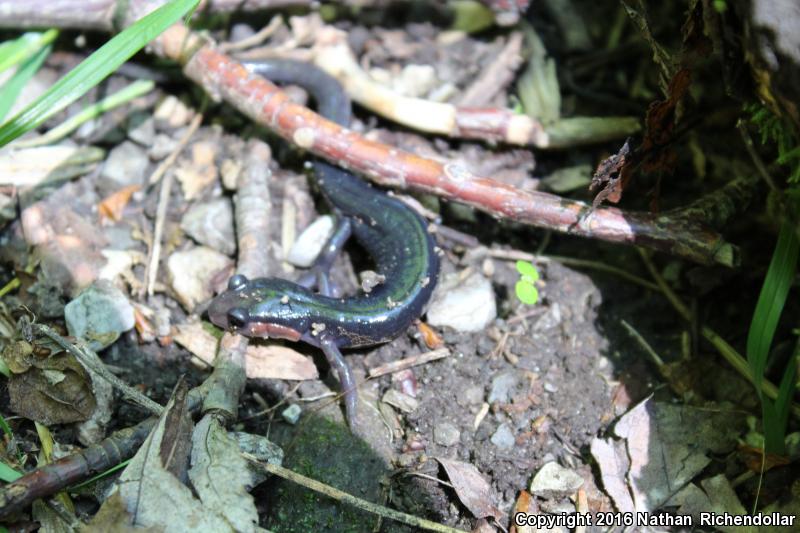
left=0, top=3, right=740, bottom=265
left=0, top=417, right=156, bottom=519
left=171, top=24, right=737, bottom=265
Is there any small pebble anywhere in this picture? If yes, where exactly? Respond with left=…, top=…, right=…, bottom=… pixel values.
left=181, top=198, right=236, bottom=256
left=281, top=404, right=302, bottom=425
left=382, top=389, right=419, bottom=413
left=426, top=272, right=497, bottom=332
left=98, top=141, right=149, bottom=195
left=490, top=424, right=515, bottom=450
left=488, top=372, right=518, bottom=404
left=154, top=95, right=192, bottom=130
left=530, top=462, right=584, bottom=498
left=458, top=385, right=485, bottom=406
left=433, top=422, right=460, bottom=447
left=127, top=114, right=156, bottom=146
left=286, top=215, right=334, bottom=268
left=64, top=280, right=135, bottom=351
left=167, top=246, right=233, bottom=311
left=148, top=134, right=178, bottom=160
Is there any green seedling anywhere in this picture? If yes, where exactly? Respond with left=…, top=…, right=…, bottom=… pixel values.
left=515, top=260, right=540, bottom=305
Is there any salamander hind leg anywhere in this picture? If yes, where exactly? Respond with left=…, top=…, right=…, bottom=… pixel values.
left=319, top=334, right=358, bottom=429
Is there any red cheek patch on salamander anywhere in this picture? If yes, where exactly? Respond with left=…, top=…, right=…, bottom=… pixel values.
left=246, top=322, right=302, bottom=341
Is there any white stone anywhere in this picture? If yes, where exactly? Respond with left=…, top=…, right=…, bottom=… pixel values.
left=167, top=246, right=233, bottom=311
left=426, top=272, right=496, bottom=332
left=286, top=215, right=334, bottom=267
left=530, top=462, right=584, bottom=498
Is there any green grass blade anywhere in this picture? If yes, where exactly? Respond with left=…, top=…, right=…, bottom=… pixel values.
left=0, top=0, right=199, bottom=147
left=0, top=461, right=21, bottom=483
left=15, top=78, right=155, bottom=147
left=0, top=413, right=12, bottom=439
left=0, top=30, right=58, bottom=75
left=746, top=222, right=799, bottom=397
left=0, top=43, right=51, bottom=123
left=768, top=339, right=800, bottom=454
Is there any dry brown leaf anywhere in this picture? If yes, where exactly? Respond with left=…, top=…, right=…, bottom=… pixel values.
left=417, top=321, right=443, bottom=349
left=98, top=185, right=140, bottom=222
left=174, top=322, right=318, bottom=380
left=435, top=457, right=503, bottom=522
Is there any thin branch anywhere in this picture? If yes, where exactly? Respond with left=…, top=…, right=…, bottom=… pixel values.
left=250, top=459, right=467, bottom=533
left=144, top=112, right=203, bottom=298
left=33, top=323, right=164, bottom=416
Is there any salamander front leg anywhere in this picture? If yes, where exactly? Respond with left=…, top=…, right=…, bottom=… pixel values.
left=319, top=334, right=358, bottom=429
left=296, top=217, right=352, bottom=297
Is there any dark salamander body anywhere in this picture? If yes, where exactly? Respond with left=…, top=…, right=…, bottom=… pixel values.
left=208, top=60, right=439, bottom=427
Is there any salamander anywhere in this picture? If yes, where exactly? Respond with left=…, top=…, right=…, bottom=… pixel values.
left=208, top=59, right=439, bottom=428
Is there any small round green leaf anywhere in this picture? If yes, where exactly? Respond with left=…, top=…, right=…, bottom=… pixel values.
left=515, top=281, right=539, bottom=305
left=515, top=260, right=539, bottom=281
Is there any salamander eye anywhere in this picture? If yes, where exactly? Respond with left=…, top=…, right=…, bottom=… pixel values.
left=227, top=307, right=249, bottom=329
left=228, top=274, right=248, bottom=291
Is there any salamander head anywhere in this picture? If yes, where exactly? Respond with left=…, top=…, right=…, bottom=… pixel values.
left=208, top=274, right=310, bottom=341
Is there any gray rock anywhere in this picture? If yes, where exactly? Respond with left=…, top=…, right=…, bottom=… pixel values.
left=488, top=372, right=518, bottom=404
left=382, top=389, right=419, bottom=413
left=530, top=462, right=584, bottom=498
left=167, top=246, right=233, bottom=312
left=127, top=113, right=156, bottom=146
left=281, top=404, right=302, bottom=425
left=98, top=141, right=149, bottom=195
left=433, top=422, right=460, bottom=447
left=148, top=134, right=179, bottom=160
left=490, top=424, right=515, bottom=450
left=426, top=272, right=497, bottom=332
left=64, top=280, right=135, bottom=351
left=458, top=385, right=485, bottom=406
left=181, top=198, right=236, bottom=256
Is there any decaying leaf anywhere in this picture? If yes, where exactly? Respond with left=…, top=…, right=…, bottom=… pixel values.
left=114, top=381, right=234, bottom=532
left=8, top=349, right=96, bottom=425
left=83, top=492, right=159, bottom=533
left=187, top=416, right=260, bottom=531
left=435, top=457, right=503, bottom=522
left=2, top=339, right=35, bottom=373
left=590, top=397, right=743, bottom=512
left=590, top=140, right=632, bottom=207
left=98, top=185, right=140, bottom=222
left=174, top=322, right=318, bottom=380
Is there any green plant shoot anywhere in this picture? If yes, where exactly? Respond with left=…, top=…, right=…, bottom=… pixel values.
left=515, top=260, right=540, bottom=305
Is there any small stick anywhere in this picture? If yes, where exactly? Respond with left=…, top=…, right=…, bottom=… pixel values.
left=219, top=15, right=283, bottom=53
left=144, top=112, right=203, bottom=298
left=251, top=460, right=467, bottom=533
left=234, top=139, right=273, bottom=279
left=32, top=324, right=163, bottom=416
left=368, top=348, right=450, bottom=378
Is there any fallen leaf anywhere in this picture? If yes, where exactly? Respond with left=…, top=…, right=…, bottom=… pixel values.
left=737, top=444, right=791, bottom=473
left=114, top=381, right=234, bottom=532
left=590, top=139, right=632, bottom=207
left=188, top=416, right=260, bottom=531
left=8, top=350, right=97, bottom=425
left=591, top=397, right=743, bottom=513
left=417, top=321, right=443, bottom=349
left=98, top=185, right=139, bottom=222
left=435, top=457, right=503, bottom=522
left=174, top=322, right=318, bottom=380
